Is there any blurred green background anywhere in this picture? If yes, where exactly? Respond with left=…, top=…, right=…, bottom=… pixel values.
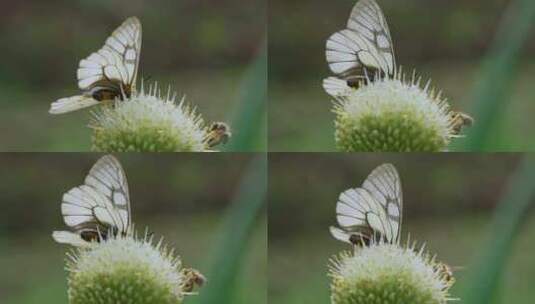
left=268, top=0, right=535, bottom=151
left=269, top=153, right=535, bottom=303
left=0, top=0, right=265, bottom=151
left=0, top=153, right=266, bottom=304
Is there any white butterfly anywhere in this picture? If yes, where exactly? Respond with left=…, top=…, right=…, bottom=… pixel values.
left=49, top=17, right=142, bottom=114
left=330, top=163, right=402, bottom=246
left=52, top=155, right=131, bottom=247
left=324, top=0, right=395, bottom=97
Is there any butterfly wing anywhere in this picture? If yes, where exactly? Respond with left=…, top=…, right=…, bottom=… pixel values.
left=325, top=0, right=395, bottom=96
left=330, top=163, right=402, bottom=245
left=49, top=95, right=100, bottom=114
left=77, top=17, right=142, bottom=93
left=346, top=0, right=395, bottom=74
left=50, top=17, right=142, bottom=115
left=329, top=226, right=371, bottom=245
left=322, top=77, right=353, bottom=97
left=52, top=230, right=92, bottom=247
left=361, top=163, right=402, bottom=243
left=52, top=155, right=131, bottom=246
left=332, top=187, right=390, bottom=243
left=83, top=155, right=131, bottom=233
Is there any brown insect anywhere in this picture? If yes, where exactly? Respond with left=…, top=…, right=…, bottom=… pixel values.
left=450, top=111, right=473, bottom=135
left=181, top=268, right=206, bottom=293
left=434, top=262, right=456, bottom=289
left=203, top=122, right=232, bottom=148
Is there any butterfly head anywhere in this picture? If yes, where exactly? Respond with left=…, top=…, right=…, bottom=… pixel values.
left=80, top=229, right=101, bottom=243
left=345, top=75, right=368, bottom=90
left=78, top=225, right=122, bottom=243
left=349, top=234, right=371, bottom=247
left=88, top=80, right=131, bottom=102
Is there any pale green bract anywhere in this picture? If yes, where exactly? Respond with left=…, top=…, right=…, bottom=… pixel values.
left=67, top=233, right=190, bottom=304
left=330, top=242, right=455, bottom=304
left=90, top=83, right=208, bottom=152
left=333, top=74, right=456, bottom=152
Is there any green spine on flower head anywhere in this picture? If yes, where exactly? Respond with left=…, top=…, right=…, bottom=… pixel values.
left=329, top=242, right=455, bottom=304
left=90, top=84, right=209, bottom=152
left=67, top=234, right=190, bottom=304
left=333, top=73, right=456, bottom=152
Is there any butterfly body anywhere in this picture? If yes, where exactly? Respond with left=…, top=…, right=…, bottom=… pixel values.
left=79, top=230, right=101, bottom=243
left=77, top=225, right=124, bottom=243
left=86, top=79, right=130, bottom=101
left=50, top=17, right=142, bottom=114
left=345, top=77, right=366, bottom=90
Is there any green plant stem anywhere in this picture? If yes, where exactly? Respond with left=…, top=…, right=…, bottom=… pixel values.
left=452, top=0, right=535, bottom=151
left=458, top=156, right=535, bottom=303
left=195, top=155, right=266, bottom=304
left=224, top=40, right=267, bottom=152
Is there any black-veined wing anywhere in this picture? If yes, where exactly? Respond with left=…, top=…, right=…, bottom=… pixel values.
left=50, top=17, right=142, bottom=114
left=361, top=163, right=402, bottom=242
left=330, top=163, right=402, bottom=246
left=324, top=0, right=396, bottom=96
left=52, top=155, right=131, bottom=247
left=78, top=17, right=142, bottom=94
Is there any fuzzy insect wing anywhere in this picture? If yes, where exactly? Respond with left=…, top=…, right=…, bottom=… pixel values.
left=53, top=155, right=131, bottom=247
left=77, top=17, right=142, bottom=92
left=325, top=0, right=396, bottom=97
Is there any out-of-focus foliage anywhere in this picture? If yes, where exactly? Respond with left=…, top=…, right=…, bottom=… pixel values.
left=0, top=153, right=266, bottom=304
left=269, top=154, right=535, bottom=303
left=196, top=155, right=267, bottom=304
left=225, top=44, right=267, bottom=151
left=452, top=0, right=535, bottom=151
left=0, top=0, right=265, bottom=151
left=458, top=156, right=535, bottom=303
left=269, top=0, right=535, bottom=151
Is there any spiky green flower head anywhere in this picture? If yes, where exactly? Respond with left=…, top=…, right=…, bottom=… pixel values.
left=90, top=83, right=229, bottom=152
left=67, top=233, right=204, bottom=304
left=333, top=72, right=471, bottom=152
left=329, top=241, right=456, bottom=304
